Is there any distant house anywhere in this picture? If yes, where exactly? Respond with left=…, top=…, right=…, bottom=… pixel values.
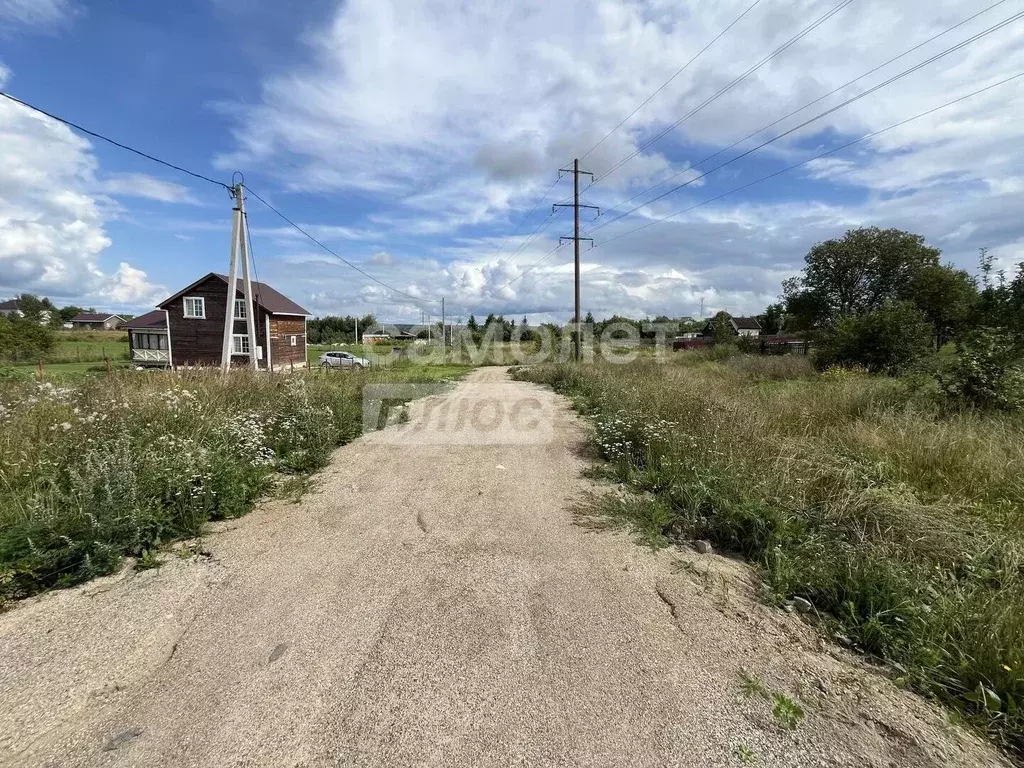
left=125, top=310, right=170, bottom=367
left=155, top=272, right=310, bottom=370
left=361, top=331, right=392, bottom=345
left=700, top=316, right=762, bottom=338
left=0, top=299, right=23, bottom=318
left=393, top=330, right=417, bottom=341
left=71, top=312, right=126, bottom=330
left=0, top=299, right=52, bottom=325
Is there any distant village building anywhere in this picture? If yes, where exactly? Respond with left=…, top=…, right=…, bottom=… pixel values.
left=70, top=312, right=126, bottom=330
left=0, top=299, right=52, bottom=325
left=700, top=316, right=762, bottom=338
left=361, top=331, right=392, bottom=345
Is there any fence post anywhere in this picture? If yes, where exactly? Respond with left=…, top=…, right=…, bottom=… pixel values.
left=37, top=359, right=44, bottom=381
left=105, top=357, right=112, bottom=377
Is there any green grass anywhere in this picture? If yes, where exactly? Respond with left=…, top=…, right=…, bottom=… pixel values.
left=0, top=364, right=468, bottom=604
left=514, top=354, right=1024, bottom=755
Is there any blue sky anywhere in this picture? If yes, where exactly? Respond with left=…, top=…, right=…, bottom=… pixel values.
left=1, top=0, right=1023, bottom=324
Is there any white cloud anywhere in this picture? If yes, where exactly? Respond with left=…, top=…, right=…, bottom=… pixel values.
left=0, top=70, right=164, bottom=310
left=100, top=262, right=167, bottom=305
left=0, top=0, right=78, bottom=32
left=212, top=0, right=1024, bottom=320
left=98, top=173, right=199, bottom=204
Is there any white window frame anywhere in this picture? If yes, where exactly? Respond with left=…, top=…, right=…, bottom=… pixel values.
left=231, top=334, right=251, bottom=356
left=289, top=335, right=297, bottom=346
left=183, top=297, right=206, bottom=319
left=234, top=299, right=248, bottom=320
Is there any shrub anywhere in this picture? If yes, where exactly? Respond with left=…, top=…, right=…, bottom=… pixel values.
left=814, top=301, right=933, bottom=375
left=940, top=327, right=1024, bottom=411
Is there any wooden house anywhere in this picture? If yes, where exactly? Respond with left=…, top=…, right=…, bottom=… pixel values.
left=145, top=272, right=310, bottom=370
left=70, top=312, right=125, bottom=330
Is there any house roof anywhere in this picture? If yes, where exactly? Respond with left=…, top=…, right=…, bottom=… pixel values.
left=0, top=299, right=19, bottom=311
left=732, top=317, right=762, bottom=330
left=124, top=310, right=167, bottom=329
left=158, top=272, right=311, bottom=316
left=71, top=312, right=125, bottom=323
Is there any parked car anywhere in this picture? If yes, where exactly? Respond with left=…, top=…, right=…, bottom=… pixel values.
left=319, top=351, right=371, bottom=370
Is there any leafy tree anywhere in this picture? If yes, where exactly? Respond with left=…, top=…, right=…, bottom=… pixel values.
left=58, top=305, right=85, bottom=323
left=467, top=314, right=478, bottom=331
left=521, top=316, right=528, bottom=328
left=583, top=311, right=595, bottom=324
left=757, top=302, right=786, bottom=335
left=814, top=301, right=932, bottom=375
left=784, top=227, right=940, bottom=328
left=711, top=311, right=735, bottom=346
left=0, top=315, right=56, bottom=361
left=908, top=264, right=978, bottom=348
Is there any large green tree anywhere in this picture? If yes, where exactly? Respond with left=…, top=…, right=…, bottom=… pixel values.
left=784, top=227, right=941, bottom=328
left=908, top=264, right=978, bottom=348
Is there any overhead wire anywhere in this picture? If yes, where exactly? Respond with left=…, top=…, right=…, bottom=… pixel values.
left=584, top=8, right=1024, bottom=237
left=593, top=72, right=1024, bottom=250
left=584, top=0, right=1012, bottom=232
left=244, top=186, right=436, bottom=307
left=591, top=0, right=857, bottom=186
left=0, top=90, right=232, bottom=191
left=578, top=0, right=764, bottom=163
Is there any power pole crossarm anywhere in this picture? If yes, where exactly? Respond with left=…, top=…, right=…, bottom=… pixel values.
left=552, top=158, right=598, bottom=362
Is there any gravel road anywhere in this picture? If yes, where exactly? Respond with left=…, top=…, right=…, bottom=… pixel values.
left=0, top=367, right=1007, bottom=767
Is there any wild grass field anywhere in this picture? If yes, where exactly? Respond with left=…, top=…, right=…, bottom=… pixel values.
left=514, top=352, right=1024, bottom=754
left=0, top=363, right=468, bottom=604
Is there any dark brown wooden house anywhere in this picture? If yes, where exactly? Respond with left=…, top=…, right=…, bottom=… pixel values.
left=155, top=272, right=310, bottom=370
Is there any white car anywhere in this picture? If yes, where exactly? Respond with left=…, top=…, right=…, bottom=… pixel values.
left=319, top=351, right=371, bottom=370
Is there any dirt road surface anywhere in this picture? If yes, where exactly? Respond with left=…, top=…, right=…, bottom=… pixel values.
left=0, top=368, right=1007, bottom=767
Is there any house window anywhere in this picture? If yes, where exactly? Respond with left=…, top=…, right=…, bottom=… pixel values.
left=234, top=299, right=248, bottom=320
left=183, top=297, right=205, bottom=319
left=133, top=333, right=168, bottom=350
left=232, top=334, right=250, bottom=355
left=289, top=335, right=297, bottom=346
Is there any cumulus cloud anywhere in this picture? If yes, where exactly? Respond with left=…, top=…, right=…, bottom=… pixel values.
left=216, top=0, right=1024, bottom=320
left=0, top=70, right=165, bottom=309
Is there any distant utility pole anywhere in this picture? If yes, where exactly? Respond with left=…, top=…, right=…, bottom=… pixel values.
left=441, top=297, right=446, bottom=361
left=554, top=159, right=598, bottom=362
left=221, top=181, right=258, bottom=373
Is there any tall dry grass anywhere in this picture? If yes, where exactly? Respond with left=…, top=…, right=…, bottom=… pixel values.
left=514, top=355, right=1024, bottom=754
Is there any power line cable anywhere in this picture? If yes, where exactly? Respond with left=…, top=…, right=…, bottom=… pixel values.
left=245, top=186, right=436, bottom=307
left=483, top=176, right=561, bottom=270
left=0, top=90, right=231, bottom=191
left=586, top=9, right=1024, bottom=236
left=578, top=0, right=764, bottom=163
left=593, top=71, right=1024, bottom=250
left=492, top=241, right=571, bottom=293
left=586, top=0, right=1011, bottom=229
left=592, top=0, right=857, bottom=186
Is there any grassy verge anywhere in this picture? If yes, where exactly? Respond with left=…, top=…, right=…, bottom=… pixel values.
left=0, top=364, right=468, bottom=604
left=513, top=354, right=1024, bottom=755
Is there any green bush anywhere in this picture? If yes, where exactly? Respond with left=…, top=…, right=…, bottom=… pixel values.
left=814, top=301, right=933, bottom=375
left=941, top=328, right=1024, bottom=411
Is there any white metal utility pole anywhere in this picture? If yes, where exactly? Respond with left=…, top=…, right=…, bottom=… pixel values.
left=354, top=315, right=359, bottom=345
left=220, top=187, right=242, bottom=372
left=441, top=297, right=445, bottom=361
left=238, top=186, right=258, bottom=369
left=220, top=182, right=258, bottom=373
